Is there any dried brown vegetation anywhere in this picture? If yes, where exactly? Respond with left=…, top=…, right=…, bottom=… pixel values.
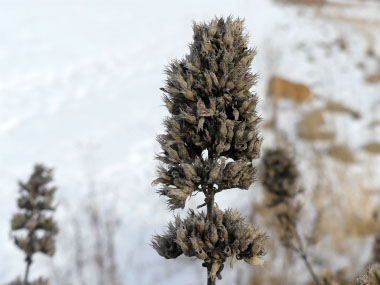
left=9, top=164, right=58, bottom=285
left=261, top=148, right=321, bottom=284
left=152, top=17, right=266, bottom=284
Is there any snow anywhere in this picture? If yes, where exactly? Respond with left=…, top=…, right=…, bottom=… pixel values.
left=1, top=0, right=380, bottom=284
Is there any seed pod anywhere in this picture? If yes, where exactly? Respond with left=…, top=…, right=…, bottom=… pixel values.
left=210, top=72, right=219, bottom=87
left=177, top=75, right=188, bottom=89
left=218, top=119, right=228, bottom=140
left=234, top=122, right=246, bottom=142
left=184, top=90, right=196, bottom=101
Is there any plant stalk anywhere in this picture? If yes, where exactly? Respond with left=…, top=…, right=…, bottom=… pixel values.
left=299, top=253, right=320, bottom=285
left=294, top=229, right=321, bottom=285
left=206, top=188, right=215, bottom=285
left=24, top=255, right=32, bottom=285
left=207, top=266, right=216, bottom=285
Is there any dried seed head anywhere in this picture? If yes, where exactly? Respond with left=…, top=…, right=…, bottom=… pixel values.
left=261, top=148, right=301, bottom=205
left=11, top=164, right=58, bottom=260
left=261, top=148, right=305, bottom=250
left=152, top=206, right=267, bottom=280
left=154, top=16, right=262, bottom=209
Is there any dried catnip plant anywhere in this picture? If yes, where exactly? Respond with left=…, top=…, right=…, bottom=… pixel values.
left=151, top=17, right=267, bottom=284
left=261, top=148, right=322, bottom=285
left=9, top=164, right=58, bottom=285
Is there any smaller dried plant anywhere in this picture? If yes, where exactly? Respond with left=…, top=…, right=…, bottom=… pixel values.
left=9, top=164, right=58, bottom=285
left=261, top=148, right=321, bottom=285
left=356, top=263, right=380, bottom=285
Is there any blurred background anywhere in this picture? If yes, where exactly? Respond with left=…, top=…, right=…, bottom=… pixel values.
left=1, top=0, right=380, bottom=284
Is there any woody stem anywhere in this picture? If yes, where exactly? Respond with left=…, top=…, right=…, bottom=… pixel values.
left=206, top=188, right=215, bottom=285
left=24, top=255, right=32, bottom=285
left=294, top=228, right=321, bottom=285
left=206, top=190, right=215, bottom=221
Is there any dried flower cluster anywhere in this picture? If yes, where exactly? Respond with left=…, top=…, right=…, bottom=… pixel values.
left=9, top=164, right=58, bottom=285
left=152, top=206, right=266, bottom=280
left=153, top=158, right=257, bottom=210
left=152, top=16, right=265, bottom=284
left=356, top=263, right=380, bottom=285
left=261, top=148, right=302, bottom=248
left=154, top=16, right=261, bottom=210
left=261, top=148, right=321, bottom=284
left=261, top=148, right=301, bottom=204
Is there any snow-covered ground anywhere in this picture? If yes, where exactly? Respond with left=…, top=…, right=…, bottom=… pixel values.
left=1, top=0, right=379, bottom=284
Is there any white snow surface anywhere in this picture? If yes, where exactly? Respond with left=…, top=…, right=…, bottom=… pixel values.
left=0, top=0, right=379, bottom=284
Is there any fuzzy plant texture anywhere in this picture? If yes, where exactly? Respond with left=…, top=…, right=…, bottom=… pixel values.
left=356, top=263, right=380, bottom=285
left=9, top=164, right=58, bottom=285
left=261, top=148, right=302, bottom=248
left=261, top=148, right=301, bottom=204
left=152, top=16, right=266, bottom=284
left=261, top=148, right=322, bottom=285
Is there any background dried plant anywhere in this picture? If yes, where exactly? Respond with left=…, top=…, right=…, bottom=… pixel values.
left=9, top=164, right=58, bottom=285
left=260, top=148, right=322, bottom=284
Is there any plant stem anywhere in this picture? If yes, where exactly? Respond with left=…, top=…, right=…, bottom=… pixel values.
left=299, top=252, right=320, bottom=285
left=24, top=255, right=32, bottom=285
left=206, top=190, right=214, bottom=221
left=294, top=229, right=321, bottom=285
left=207, top=266, right=216, bottom=285
left=206, top=188, right=215, bottom=285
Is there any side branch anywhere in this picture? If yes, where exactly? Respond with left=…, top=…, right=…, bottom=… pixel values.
left=294, top=226, right=321, bottom=285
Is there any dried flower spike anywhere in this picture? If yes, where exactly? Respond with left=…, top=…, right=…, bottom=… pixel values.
left=152, top=16, right=265, bottom=284
left=9, top=164, right=58, bottom=285
left=261, top=148, right=321, bottom=285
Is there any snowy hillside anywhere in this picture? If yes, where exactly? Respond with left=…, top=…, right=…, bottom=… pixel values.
left=1, top=0, right=379, bottom=284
